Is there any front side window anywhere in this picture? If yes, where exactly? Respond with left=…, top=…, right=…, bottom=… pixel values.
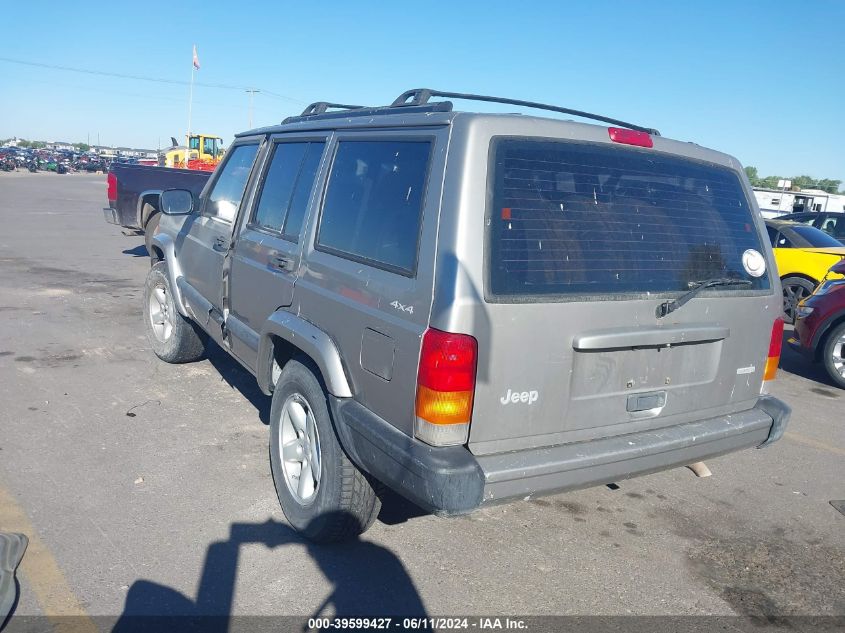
left=317, top=140, right=431, bottom=275
left=821, top=216, right=845, bottom=240
left=206, top=143, right=259, bottom=223
left=488, top=138, right=770, bottom=298
left=775, top=233, right=793, bottom=248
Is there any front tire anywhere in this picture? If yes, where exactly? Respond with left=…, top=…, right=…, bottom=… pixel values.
left=781, top=276, right=816, bottom=324
left=269, top=359, right=380, bottom=543
left=821, top=322, right=845, bottom=389
left=143, top=261, right=207, bottom=363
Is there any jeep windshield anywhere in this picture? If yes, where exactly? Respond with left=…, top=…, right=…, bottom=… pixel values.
left=487, top=138, right=770, bottom=299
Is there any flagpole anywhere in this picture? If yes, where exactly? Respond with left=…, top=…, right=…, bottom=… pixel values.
left=187, top=63, right=195, bottom=139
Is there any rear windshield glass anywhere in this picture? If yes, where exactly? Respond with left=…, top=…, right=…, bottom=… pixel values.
left=488, top=138, right=770, bottom=298
left=790, top=225, right=843, bottom=248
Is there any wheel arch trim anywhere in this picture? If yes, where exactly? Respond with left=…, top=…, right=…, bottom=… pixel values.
left=811, top=310, right=845, bottom=355
left=257, top=311, right=353, bottom=398
left=149, top=233, right=189, bottom=317
left=780, top=273, right=819, bottom=286
left=136, top=190, right=163, bottom=227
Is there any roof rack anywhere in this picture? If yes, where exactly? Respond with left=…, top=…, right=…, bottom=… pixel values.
left=298, top=102, right=367, bottom=117
left=391, top=88, right=660, bottom=136
left=282, top=101, right=452, bottom=125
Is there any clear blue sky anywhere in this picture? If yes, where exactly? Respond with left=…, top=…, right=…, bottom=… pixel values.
left=2, top=1, right=843, bottom=182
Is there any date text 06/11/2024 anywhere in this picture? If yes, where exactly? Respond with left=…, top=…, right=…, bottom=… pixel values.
left=306, top=617, right=529, bottom=630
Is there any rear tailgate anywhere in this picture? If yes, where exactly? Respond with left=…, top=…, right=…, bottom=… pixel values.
left=467, top=138, right=778, bottom=455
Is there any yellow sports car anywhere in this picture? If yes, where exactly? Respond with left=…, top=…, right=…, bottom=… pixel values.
left=765, top=219, right=845, bottom=322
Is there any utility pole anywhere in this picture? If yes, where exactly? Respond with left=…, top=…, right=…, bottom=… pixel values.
left=245, top=89, right=260, bottom=128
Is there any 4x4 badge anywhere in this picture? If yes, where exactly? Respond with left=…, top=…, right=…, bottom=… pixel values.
left=389, top=300, right=414, bottom=315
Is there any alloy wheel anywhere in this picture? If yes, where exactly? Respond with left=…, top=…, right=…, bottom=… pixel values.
left=148, top=283, right=173, bottom=342
left=279, top=394, right=321, bottom=504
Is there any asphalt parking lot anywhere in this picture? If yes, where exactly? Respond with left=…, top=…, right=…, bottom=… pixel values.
left=0, top=172, right=843, bottom=626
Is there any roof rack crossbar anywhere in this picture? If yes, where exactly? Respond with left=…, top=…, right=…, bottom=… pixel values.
left=298, top=102, right=367, bottom=117
left=281, top=102, right=453, bottom=125
left=391, top=89, right=660, bottom=136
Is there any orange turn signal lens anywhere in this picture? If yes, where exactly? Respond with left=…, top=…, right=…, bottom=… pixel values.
left=763, top=356, right=779, bottom=382
left=415, top=385, right=473, bottom=425
left=763, top=317, right=784, bottom=382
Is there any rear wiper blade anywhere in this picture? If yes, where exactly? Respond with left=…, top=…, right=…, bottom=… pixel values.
left=656, top=278, right=752, bottom=318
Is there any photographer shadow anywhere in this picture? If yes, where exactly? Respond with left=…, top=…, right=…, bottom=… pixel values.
left=112, top=515, right=427, bottom=633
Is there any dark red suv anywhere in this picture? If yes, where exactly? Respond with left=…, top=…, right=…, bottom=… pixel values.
left=790, top=260, right=845, bottom=388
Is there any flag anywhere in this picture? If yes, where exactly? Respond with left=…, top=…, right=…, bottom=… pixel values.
left=192, top=45, right=200, bottom=71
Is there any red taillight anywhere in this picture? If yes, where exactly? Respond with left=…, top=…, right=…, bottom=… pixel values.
left=764, top=317, right=784, bottom=382
left=417, top=329, right=477, bottom=392
left=106, top=172, right=117, bottom=202
left=415, top=328, right=478, bottom=446
left=608, top=127, right=654, bottom=148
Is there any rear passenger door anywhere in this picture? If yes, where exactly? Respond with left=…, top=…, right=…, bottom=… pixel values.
left=227, top=136, right=329, bottom=365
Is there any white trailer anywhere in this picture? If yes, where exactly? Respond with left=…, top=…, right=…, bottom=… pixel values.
left=753, top=187, right=845, bottom=218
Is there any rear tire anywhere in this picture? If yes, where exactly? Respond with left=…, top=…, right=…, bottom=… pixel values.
left=781, top=276, right=815, bottom=324
left=821, top=322, right=845, bottom=389
left=143, top=261, right=207, bottom=363
left=144, top=211, right=160, bottom=257
left=269, top=359, right=380, bottom=543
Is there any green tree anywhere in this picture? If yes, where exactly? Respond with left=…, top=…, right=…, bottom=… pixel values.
left=791, top=175, right=817, bottom=190
left=758, top=176, right=781, bottom=189
left=744, top=165, right=759, bottom=185
left=73, top=142, right=90, bottom=152
left=816, top=179, right=841, bottom=194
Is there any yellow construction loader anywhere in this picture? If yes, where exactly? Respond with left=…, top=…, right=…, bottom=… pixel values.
left=162, top=134, right=224, bottom=171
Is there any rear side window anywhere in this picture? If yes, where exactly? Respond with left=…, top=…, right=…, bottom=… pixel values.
left=283, top=143, right=325, bottom=240
left=317, top=140, right=431, bottom=275
left=488, top=138, right=771, bottom=298
left=252, top=141, right=325, bottom=240
left=253, top=143, right=308, bottom=232
left=791, top=224, right=843, bottom=247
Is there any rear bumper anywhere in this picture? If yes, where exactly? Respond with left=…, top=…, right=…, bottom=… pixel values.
left=331, top=396, right=790, bottom=516
left=103, top=207, right=119, bottom=225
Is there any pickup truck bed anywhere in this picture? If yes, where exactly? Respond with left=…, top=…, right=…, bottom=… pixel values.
left=103, top=163, right=211, bottom=232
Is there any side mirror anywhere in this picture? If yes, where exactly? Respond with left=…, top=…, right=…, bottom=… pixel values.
left=160, top=189, right=193, bottom=215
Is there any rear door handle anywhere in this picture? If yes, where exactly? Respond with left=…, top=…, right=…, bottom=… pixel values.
left=212, top=236, right=229, bottom=252
left=270, top=254, right=295, bottom=272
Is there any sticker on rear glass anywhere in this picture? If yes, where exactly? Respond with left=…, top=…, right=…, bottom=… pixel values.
left=742, top=249, right=766, bottom=278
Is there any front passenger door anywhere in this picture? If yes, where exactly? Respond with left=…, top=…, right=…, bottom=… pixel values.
left=177, top=142, right=261, bottom=334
